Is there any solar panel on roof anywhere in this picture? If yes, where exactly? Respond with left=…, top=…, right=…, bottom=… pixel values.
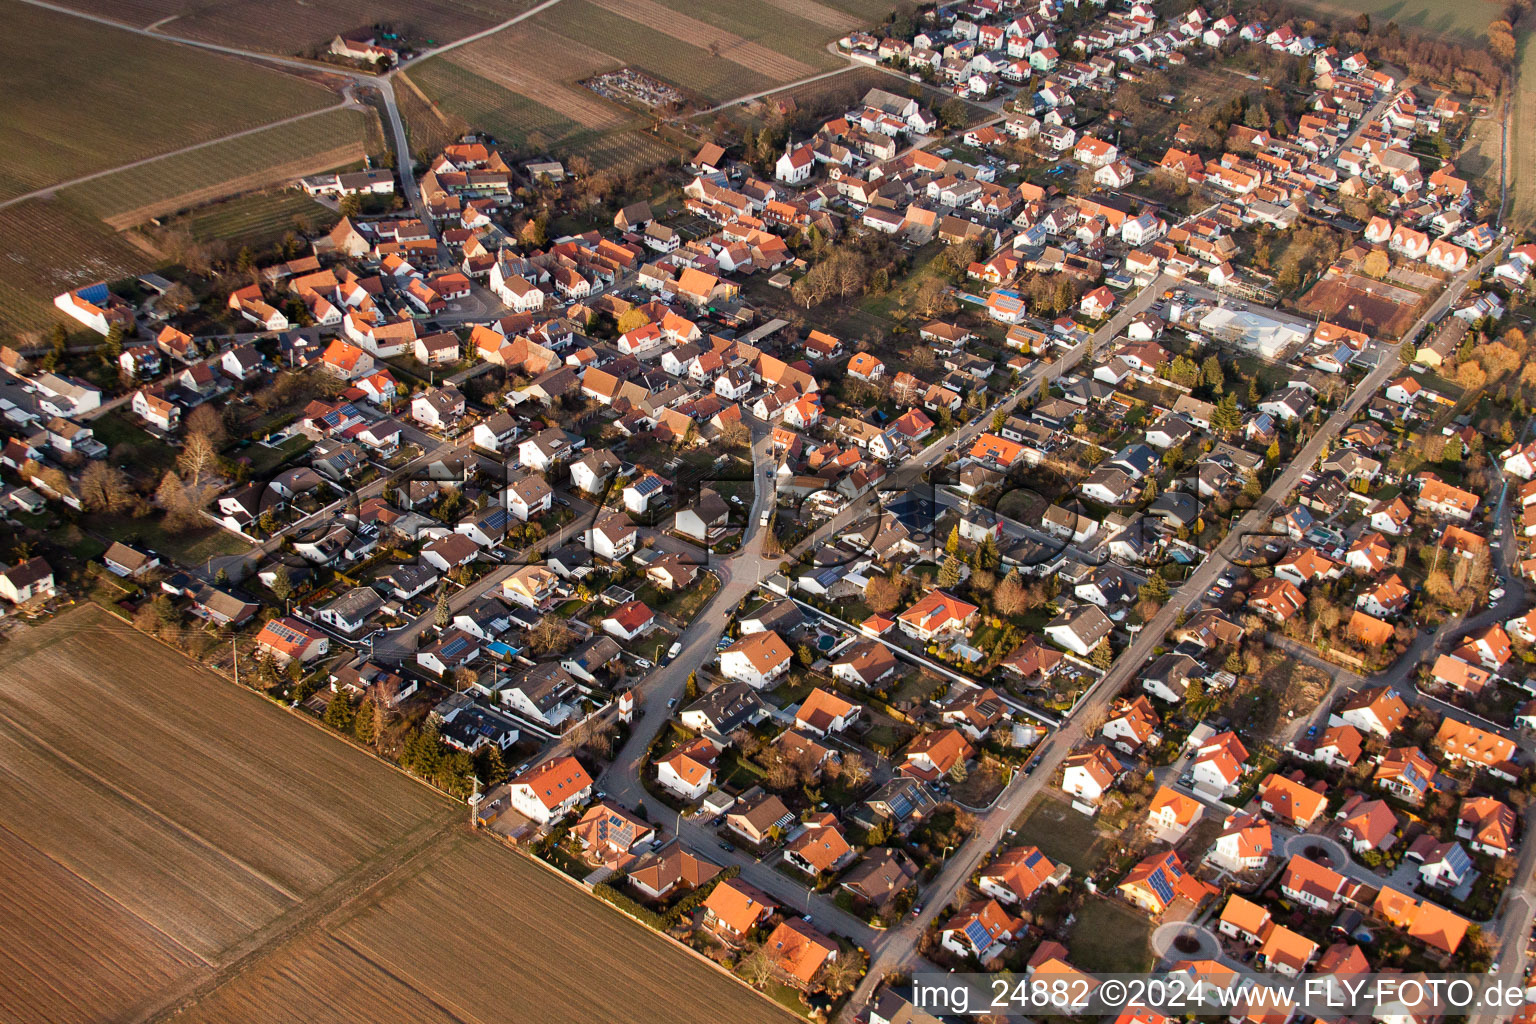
left=1148, top=868, right=1175, bottom=904
left=964, top=920, right=993, bottom=950
left=889, top=793, right=913, bottom=818
left=1024, top=849, right=1043, bottom=869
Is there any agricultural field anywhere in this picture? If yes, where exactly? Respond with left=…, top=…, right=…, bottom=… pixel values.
left=395, top=72, right=473, bottom=159
left=1510, top=32, right=1536, bottom=225
left=0, top=605, right=793, bottom=1024
left=1455, top=107, right=1504, bottom=210
left=1279, top=0, right=1492, bottom=43
left=172, top=190, right=338, bottom=251
left=62, top=107, right=382, bottom=228
left=0, top=0, right=338, bottom=201
left=411, top=0, right=894, bottom=170
left=177, top=832, right=796, bottom=1024
left=0, top=605, right=454, bottom=1024
left=0, top=200, right=148, bottom=339
left=43, top=0, right=542, bottom=57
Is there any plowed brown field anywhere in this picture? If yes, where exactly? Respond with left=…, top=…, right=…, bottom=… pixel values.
left=0, top=606, right=792, bottom=1024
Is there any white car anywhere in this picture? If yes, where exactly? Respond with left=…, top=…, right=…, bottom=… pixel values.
left=1491, top=588, right=1506, bottom=600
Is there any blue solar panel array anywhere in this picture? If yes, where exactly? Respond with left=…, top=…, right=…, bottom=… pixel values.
left=964, top=919, right=993, bottom=951
left=1147, top=867, right=1176, bottom=905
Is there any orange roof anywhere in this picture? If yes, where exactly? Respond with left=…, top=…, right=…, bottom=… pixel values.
left=703, top=878, right=774, bottom=934
left=1407, top=900, right=1470, bottom=953
left=1258, top=773, right=1327, bottom=824
left=322, top=338, right=367, bottom=370
left=765, top=918, right=837, bottom=983
left=656, top=739, right=715, bottom=788
left=784, top=814, right=852, bottom=873
left=897, top=589, right=979, bottom=634
left=982, top=845, right=1058, bottom=902
left=1418, top=477, right=1479, bottom=514
left=605, top=600, right=655, bottom=634
left=1219, top=894, right=1271, bottom=936
left=796, top=687, right=858, bottom=733
left=1374, top=886, right=1419, bottom=928
left=969, top=432, right=1026, bottom=466
left=1282, top=854, right=1345, bottom=902
left=255, top=616, right=325, bottom=658
left=1259, top=924, right=1317, bottom=973
left=903, top=727, right=974, bottom=777
left=847, top=352, right=884, bottom=376
left=1149, top=785, right=1203, bottom=828
left=1434, top=718, right=1515, bottom=766
left=513, top=755, right=593, bottom=810
left=721, top=629, right=793, bottom=673
left=1348, top=610, right=1394, bottom=646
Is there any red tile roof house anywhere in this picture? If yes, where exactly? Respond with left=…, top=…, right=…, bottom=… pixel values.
left=700, top=878, right=774, bottom=943
left=1207, top=811, right=1273, bottom=874
left=1118, top=849, right=1215, bottom=916
left=1257, top=772, right=1327, bottom=828
left=979, top=846, right=1066, bottom=905
left=572, top=800, right=655, bottom=869
left=765, top=917, right=838, bottom=987
left=254, top=615, right=330, bottom=665
left=508, top=755, right=593, bottom=824
left=941, top=899, right=1022, bottom=962
left=1457, top=797, right=1517, bottom=857
left=602, top=600, right=656, bottom=643
left=1218, top=894, right=1272, bottom=945
left=900, top=727, right=974, bottom=783
left=1280, top=854, right=1349, bottom=911
left=781, top=813, right=855, bottom=876
left=896, top=589, right=980, bottom=642
left=718, top=630, right=793, bottom=689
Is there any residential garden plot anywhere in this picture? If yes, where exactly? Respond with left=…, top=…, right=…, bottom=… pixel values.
left=1068, top=898, right=1155, bottom=973
left=62, top=108, right=379, bottom=228
left=45, top=0, right=543, bottom=56
left=176, top=832, right=797, bottom=1024
left=0, top=0, right=336, bottom=201
left=1010, top=794, right=1107, bottom=875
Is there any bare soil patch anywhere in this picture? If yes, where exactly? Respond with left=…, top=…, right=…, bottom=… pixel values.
left=1294, top=271, right=1425, bottom=339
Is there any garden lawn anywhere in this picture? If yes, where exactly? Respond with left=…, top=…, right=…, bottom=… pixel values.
left=1010, top=795, right=1107, bottom=876
left=1069, top=898, right=1155, bottom=973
